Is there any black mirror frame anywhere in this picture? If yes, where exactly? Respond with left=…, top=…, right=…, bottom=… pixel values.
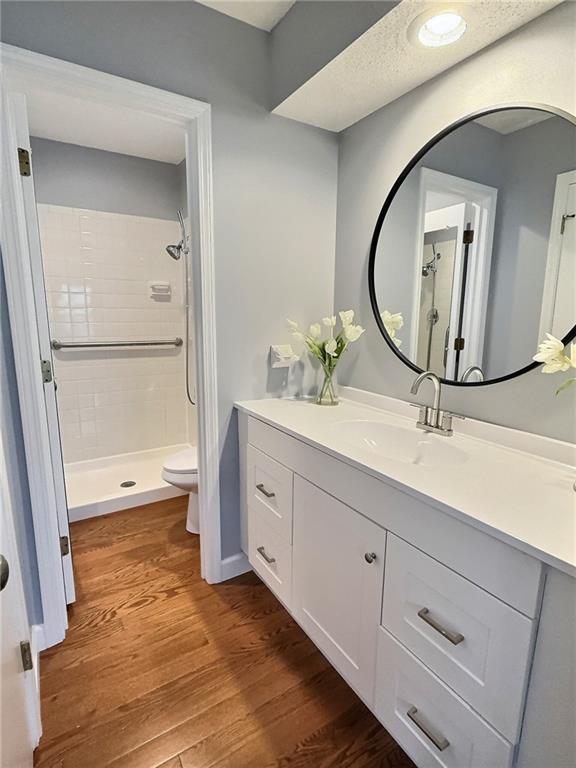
left=368, top=103, right=576, bottom=387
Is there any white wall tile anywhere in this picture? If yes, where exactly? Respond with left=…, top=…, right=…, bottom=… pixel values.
left=39, top=204, right=196, bottom=462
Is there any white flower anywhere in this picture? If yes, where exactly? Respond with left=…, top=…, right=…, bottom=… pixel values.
left=287, top=319, right=305, bottom=342
left=343, top=324, right=365, bottom=342
left=339, top=310, right=354, bottom=327
left=325, top=338, right=338, bottom=357
left=533, top=333, right=565, bottom=363
left=322, top=316, right=336, bottom=327
left=309, top=323, right=322, bottom=340
left=381, top=310, right=404, bottom=335
left=534, top=334, right=572, bottom=373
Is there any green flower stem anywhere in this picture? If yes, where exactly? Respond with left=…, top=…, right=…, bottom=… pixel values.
left=556, top=377, right=576, bottom=395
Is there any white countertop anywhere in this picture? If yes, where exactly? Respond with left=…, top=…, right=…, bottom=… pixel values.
left=236, top=390, right=576, bottom=578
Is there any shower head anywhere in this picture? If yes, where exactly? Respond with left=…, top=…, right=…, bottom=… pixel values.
left=166, top=243, right=182, bottom=260
left=165, top=210, right=189, bottom=261
left=422, top=242, right=441, bottom=276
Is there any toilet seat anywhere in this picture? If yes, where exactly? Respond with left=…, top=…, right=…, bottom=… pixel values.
left=162, top=446, right=198, bottom=475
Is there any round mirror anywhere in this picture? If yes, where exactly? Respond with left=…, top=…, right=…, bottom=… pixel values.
left=369, top=105, right=576, bottom=385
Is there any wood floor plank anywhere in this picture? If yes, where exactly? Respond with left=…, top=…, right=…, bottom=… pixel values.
left=157, top=757, right=183, bottom=768
left=34, top=498, right=414, bottom=768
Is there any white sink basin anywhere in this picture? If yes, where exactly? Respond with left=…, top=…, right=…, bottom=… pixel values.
left=332, top=420, right=468, bottom=468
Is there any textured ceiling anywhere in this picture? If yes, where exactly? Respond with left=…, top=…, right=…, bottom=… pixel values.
left=195, top=0, right=295, bottom=30
left=273, top=0, right=564, bottom=131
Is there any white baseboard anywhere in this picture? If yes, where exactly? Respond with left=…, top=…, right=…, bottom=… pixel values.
left=220, top=552, right=251, bottom=581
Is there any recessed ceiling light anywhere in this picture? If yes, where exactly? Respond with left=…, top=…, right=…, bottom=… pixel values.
left=418, top=12, right=467, bottom=47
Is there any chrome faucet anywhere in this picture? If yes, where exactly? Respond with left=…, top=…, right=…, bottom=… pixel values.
left=410, top=371, right=464, bottom=436
left=461, top=365, right=484, bottom=383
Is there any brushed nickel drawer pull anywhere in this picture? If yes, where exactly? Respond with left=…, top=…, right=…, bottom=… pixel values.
left=257, top=546, right=276, bottom=564
left=364, top=552, right=377, bottom=563
left=256, top=483, right=275, bottom=499
left=418, top=607, right=464, bottom=645
left=407, top=706, right=450, bottom=752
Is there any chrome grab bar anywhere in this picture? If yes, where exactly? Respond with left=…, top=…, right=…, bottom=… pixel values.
left=51, top=338, right=183, bottom=350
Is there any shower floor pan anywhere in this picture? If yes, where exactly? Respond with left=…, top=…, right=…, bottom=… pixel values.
left=65, top=444, right=189, bottom=522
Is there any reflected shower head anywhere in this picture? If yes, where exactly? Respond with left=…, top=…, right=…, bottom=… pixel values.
left=166, top=243, right=182, bottom=260
left=422, top=243, right=441, bottom=276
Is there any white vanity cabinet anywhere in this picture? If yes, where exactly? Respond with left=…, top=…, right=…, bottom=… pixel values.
left=237, top=406, right=574, bottom=768
left=292, top=476, right=386, bottom=703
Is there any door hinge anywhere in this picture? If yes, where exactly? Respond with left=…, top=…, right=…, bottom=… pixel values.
left=41, top=359, right=53, bottom=383
left=60, top=536, right=70, bottom=557
left=462, top=229, right=474, bottom=245
left=18, top=148, right=31, bottom=177
left=561, top=213, right=575, bottom=235
left=20, top=640, right=33, bottom=672
left=454, top=337, right=465, bottom=351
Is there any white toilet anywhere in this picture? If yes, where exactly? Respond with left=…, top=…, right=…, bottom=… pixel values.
left=162, top=447, right=199, bottom=534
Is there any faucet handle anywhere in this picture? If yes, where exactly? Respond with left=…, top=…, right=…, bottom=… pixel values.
left=438, top=410, right=465, bottom=435
left=444, top=411, right=465, bottom=420
left=410, top=402, right=431, bottom=429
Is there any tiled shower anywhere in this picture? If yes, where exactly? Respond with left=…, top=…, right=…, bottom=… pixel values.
left=38, top=203, right=195, bottom=518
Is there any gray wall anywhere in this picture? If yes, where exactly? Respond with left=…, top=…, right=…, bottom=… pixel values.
left=335, top=3, right=576, bottom=443
left=30, top=137, right=183, bottom=220
left=1, top=1, right=338, bottom=560
left=487, top=117, right=576, bottom=376
left=0, top=259, right=43, bottom=626
left=270, top=1, right=397, bottom=109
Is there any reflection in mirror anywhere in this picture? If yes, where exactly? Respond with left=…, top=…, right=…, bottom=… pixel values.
left=370, top=107, right=576, bottom=384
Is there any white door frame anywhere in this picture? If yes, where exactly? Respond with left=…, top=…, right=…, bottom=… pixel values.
left=539, top=169, right=576, bottom=339
left=412, top=168, right=497, bottom=378
left=0, top=44, right=223, bottom=646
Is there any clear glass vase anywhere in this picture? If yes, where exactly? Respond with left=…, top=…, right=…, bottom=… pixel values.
left=316, top=366, right=339, bottom=406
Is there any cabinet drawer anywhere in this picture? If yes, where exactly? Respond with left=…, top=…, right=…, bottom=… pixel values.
left=247, top=445, right=293, bottom=543
left=375, top=628, right=514, bottom=768
left=248, top=506, right=292, bottom=609
left=382, top=535, right=534, bottom=743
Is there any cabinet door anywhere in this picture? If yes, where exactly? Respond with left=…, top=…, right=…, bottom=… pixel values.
left=292, top=475, right=386, bottom=704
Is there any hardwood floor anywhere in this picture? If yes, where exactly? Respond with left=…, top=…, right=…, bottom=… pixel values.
left=35, top=497, right=415, bottom=768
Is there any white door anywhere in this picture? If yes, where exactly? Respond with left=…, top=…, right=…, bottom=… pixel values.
left=292, top=476, right=386, bottom=704
left=415, top=169, right=497, bottom=380
left=540, top=171, right=576, bottom=339
left=553, top=181, right=576, bottom=335
left=1, top=84, right=69, bottom=650
left=0, top=440, right=42, bottom=767
left=11, top=94, right=75, bottom=604
left=419, top=202, right=468, bottom=378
